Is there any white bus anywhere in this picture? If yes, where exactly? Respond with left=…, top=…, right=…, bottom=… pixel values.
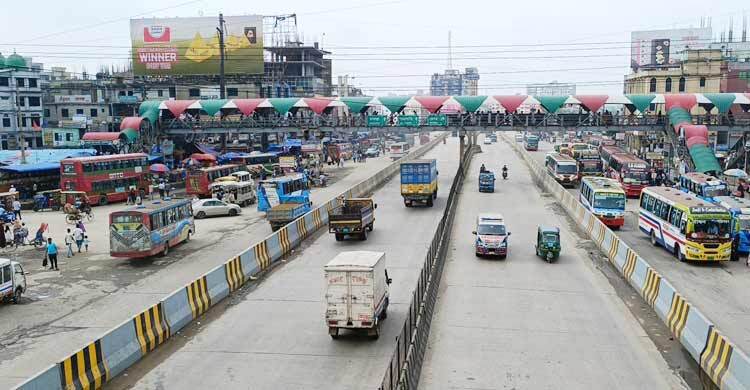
left=579, top=177, right=626, bottom=229
left=545, top=153, right=579, bottom=187
left=389, top=142, right=410, bottom=161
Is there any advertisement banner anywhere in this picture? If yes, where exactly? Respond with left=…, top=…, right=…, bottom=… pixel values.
left=130, top=15, right=263, bottom=76
left=630, top=28, right=711, bottom=70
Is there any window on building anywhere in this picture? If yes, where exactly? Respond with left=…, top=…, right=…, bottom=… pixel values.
left=44, top=109, right=50, bottom=118
left=66, top=133, right=73, bottom=142
left=0, top=78, right=8, bottom=87
left=90, top=108, right=98, bottom=117
left=118, top=91, right=126, bottom=96
left=189, top=88, right=200, bottom=97
left=649, top=78, right=657, bottom=93
left=28, top=96, right=40, bottom=106
left=227, top=88, right=238, bottom=97
left=75, top=108, right=84, bottom=115
left=54, top=133, right=61, bottom=141
left=28, top=79, right=37, bottom=88
left=61, top=108, right=70, bottom=118
left=31, top=115, right=40, bottom=127
left=157, top=89, right=164, bottom=97
left=128, top=90, right=134, bottom=96
left=678, top=77, right=686, bottom=92
left=15, top=78, right=24, bottom=87
left=18, top=97, right=25, bottom=107
left=700, top=77, right=706, bottom=88
left=1, top=117, right=10, bottom=128
left=169, top=87, right=176, bottom=98
left=665, top=77, right=672, bottom=92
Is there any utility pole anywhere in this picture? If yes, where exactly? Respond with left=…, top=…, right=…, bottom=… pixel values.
left=217, top=13, right=227, bottom=152
left=9, top=68, right=28, bottom=164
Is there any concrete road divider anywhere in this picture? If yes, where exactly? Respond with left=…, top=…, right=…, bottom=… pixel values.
left=503, top=134, right=750, bottom=390
left=17, top=133, right=449, bottom=390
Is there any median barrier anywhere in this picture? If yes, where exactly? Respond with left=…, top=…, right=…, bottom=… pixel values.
left=161, top=287, right=193, bottom=336
left=17, top=365, right=61, bottom=390
left=504, top=134, right=750, bottom=390
left=105, top=317, right=146, bottom=378
left=205, top=265, right=231, bottom=304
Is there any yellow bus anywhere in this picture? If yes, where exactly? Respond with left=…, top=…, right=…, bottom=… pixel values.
left=579, top=177, right=626, bottom=229
left=638, top=187, right=732, bottom=262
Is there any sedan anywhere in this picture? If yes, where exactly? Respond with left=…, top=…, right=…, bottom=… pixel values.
left=192, top=198, right=242, bottom=219
left=365, top=147, right=380, bottom=157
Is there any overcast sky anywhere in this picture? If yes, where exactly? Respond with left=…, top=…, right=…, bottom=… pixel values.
left=0, top=0, right=747, bottom=95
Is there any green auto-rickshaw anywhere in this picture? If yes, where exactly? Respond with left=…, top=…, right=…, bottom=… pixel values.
left=535, top=226, right=561, bottom=262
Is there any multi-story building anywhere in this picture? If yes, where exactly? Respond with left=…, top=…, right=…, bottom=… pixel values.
left=0, top=53, right=44, bottom=149
left=430, top=67, right=480, bottom=96
left=526, top=81, right=576, bottom=96
left=624, top=49, right=723, bottom=94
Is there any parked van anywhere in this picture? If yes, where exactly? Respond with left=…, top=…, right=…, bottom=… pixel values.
left=1, top=258, right=27, bottom=304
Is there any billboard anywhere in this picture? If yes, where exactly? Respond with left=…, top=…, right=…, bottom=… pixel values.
left=630, top=27, right=712, bottom=70
left=130, top=15, right=263, bottom=76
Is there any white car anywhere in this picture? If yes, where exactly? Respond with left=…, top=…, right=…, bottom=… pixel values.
left=192, top=198, right=242, bottom=219
left=515, top=134, right=524, bottom=142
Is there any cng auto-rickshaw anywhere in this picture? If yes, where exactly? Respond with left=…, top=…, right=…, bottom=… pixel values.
left=33, top=189, right=62, bottom=211
left=535, top=226, right=561, bottom=262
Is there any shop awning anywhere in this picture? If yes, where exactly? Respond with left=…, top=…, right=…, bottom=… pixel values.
left=82, top=132, right=122, bottom=141
left=0, top=162, right=61, bottom=173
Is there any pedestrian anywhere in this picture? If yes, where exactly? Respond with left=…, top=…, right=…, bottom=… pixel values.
left=0, top=224, right=5, bottom=249
left=46, top=237, right=59, bottom=270
left=4, top=225, right=12, bottom=245
left=12, top=197, right=21, bottom=220
left=136, top=194, right=142, bottom=205
left=738, top=182, right=745, bottom=199
left=65, top=228, right=75, bottom=258
left=158, top=181, right=166, bottom=199
left=73, top=225, right=84, bottom=253
left=83, top=235, right=89, bottom=252
left=9, top=184, right=16, bottom=194
left=76, top=220, right=86, bottom=233
left=165, top=183, right=171, bottom=197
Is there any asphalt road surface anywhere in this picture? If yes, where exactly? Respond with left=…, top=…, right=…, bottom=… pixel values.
left=419, top=135, right=686, bottom=389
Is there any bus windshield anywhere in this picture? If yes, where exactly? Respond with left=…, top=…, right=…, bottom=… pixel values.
left=623, top=170, right=649, bottom=183
left=111, top=213, right=143, bottom=224
left=581, top=161, right=602, bottom=172
left=703, top=185, right=728, bottom=198
left=691, top=218, right=731, bottom=239
left=477, top=224, right=506, bottom=235
left=593, top=193, right=626, bottom=210
left=556, top=164, right=577, bottom=174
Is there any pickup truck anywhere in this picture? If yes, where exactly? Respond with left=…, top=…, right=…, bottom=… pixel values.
left=267, top=201, right=311, bottom=231
left=325, top=251, right=391, bottom=339
left=328, top=198, right=377, bottom=241
left=401, top=159, right=438, bottom=207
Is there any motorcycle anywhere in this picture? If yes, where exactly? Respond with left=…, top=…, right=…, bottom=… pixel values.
left=502, top=170, right=508, bottom=180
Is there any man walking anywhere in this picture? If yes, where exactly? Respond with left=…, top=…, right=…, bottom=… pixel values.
left=73, top=225, right=84, bottom=253
left=46, top=238, right=59, bottom=271
left=12, top=198, right=21, bottom=220
left=158, top=180, right=166, bottom=199
left=65, top=228, right=75, bottom=258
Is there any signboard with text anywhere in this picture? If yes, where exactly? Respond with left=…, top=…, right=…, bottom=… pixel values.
left=130, top=15, right=264, bottom=76
left=426, top=114, right=448, bottom=127
left=367, top=115, right=387, bottom=127
left=397, top=115, right=420, bottom=127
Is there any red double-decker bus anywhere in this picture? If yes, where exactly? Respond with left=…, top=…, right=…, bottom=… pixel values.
left=606, top=153, right=650, bottom=198
left=186, top=164, right=241, bottom=198
left=60, top=153, right=151, bottom=205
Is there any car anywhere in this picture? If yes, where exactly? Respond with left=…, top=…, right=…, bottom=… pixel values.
left=515, top=134, right=524, bottom=142
left=483, top=138, right=492, bottom=145
left=192, top=198, right=242, bottom=219
left=472, top=214, right=511, bottom=259
left=365, top=146, right=380, bottom=157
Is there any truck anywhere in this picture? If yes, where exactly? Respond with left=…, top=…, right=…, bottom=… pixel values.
left=401, top=159, right=438, bottom=207
left=524, top=134, right=539, bottom=151
left=479, top=171, right=496, bottom=192
left=324, top=251, right=391, bottom=339
left=267, top=199, right=312, bottom=231
left=328, top=198, right=377, bottom=241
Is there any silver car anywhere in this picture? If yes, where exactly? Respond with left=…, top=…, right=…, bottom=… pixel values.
left=192, top=198, right=242, bottom=219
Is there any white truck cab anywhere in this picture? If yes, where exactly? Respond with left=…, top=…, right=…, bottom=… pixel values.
left=1, top=258, right=27, bottom=304
left=324, top=251, right=391, bottom=339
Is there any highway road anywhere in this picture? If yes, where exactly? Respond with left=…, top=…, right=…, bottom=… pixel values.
left=109, top=137, right=460, bottom=389
left=418, top=135, right=686, bottom=389
left=0, top=136, right=426, bottom=389
left=528, top=138, right=750, bottom=356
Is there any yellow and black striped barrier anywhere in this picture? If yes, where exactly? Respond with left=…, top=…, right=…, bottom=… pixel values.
left=279, top=227, right=292, bottom=256
left=254, top=241, right=271, bottom=271
left=641, top=268, right=661, bottom=308
left=59, top=340, right=109, bottom=390
left=186, top=277, right=211, bottom=319
left=134, top=303, right=170, bottom=355
left=595, top=224, right=606, bottom=247
left=225, top=257, right=245, bottom=292
left=296, top=218, right=308, bottom=240
left=700, top=327, right=733, bottom=387
left=312, top=209, right=323, bottom=229
left=667, top=293, right=689, bottom=340
left=623, top=249, right=637, bottom=280
left=608, top=236, right=620, bottom=263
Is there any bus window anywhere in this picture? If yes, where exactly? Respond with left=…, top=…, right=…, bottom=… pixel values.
left=112, top=214, right=142, bottom=224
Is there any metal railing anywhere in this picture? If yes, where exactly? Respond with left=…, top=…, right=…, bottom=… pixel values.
left=379, top=142, right=478, bottom=390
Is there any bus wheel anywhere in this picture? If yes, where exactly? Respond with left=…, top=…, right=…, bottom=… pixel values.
left=162, top=243, right=169, bottom=257
left=675, top=245, right=686, bottom=262
left=185, top=230, right=191, bottom=242
left=98, top=196, right=108, bottom=206
left=650, top=231, right=658, bottom=247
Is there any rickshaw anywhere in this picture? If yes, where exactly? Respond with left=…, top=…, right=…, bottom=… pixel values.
left=61, top=191, right=94, bottom=224
left=535, top=226, right=561, bottom=262
left=33, top=189, right=62, bottom=212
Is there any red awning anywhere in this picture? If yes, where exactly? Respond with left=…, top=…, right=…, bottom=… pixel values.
left=664, top=94, right=697, bottom=111
left=493, top=95, right=528, bottom=113
left=165, top=100, right=197, bottom=117
left=190, top=153, right=217, bottom=161
left=574, top=95, right=609, bottom=112
left=303, top=98, right=332, bottom=114
left=82, top=132, right=122, bottom=141
left=232, top=98, right=265, bottom=116
left=415, top=96, right=449, bottom=113
left=119, top=116, right=144, bottom=131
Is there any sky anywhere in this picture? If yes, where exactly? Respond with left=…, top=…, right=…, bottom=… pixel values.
left=0, top=0, right=747, bottom=95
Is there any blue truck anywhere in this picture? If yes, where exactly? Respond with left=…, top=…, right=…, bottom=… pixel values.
left=401, top=159, right=438, bottom=207
left=479, top=171, right=495, bottom=192
left=267, top=195, right=312, bottom=231
left=714, top=196, right=750, bottom=260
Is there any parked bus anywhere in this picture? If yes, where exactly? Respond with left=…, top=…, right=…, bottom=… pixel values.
left=257, top=173, right=310, bottom=212
left=186, top=164, right=241, bottom=198
left=606, top=152, right=650, bottom=198
left=715, top=196, right=750, bottom=260
left=389, top=142, right=410, bottom=161
left=109, top=198, right=195, bottom=258
left=575, top=149, right=603, bottom=179
left=678, top=172, right=729, bottom=202
left=523, top=134, right=539, bottom=151
left=60, top=153, right=150, bottom=206
left=545, top=153, right=579, bottom=187
left=639, top=187, right=732, bottom=262
left=579, top=177, right=626, bottom=228
left=568, top=143, right=591, bottom=158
